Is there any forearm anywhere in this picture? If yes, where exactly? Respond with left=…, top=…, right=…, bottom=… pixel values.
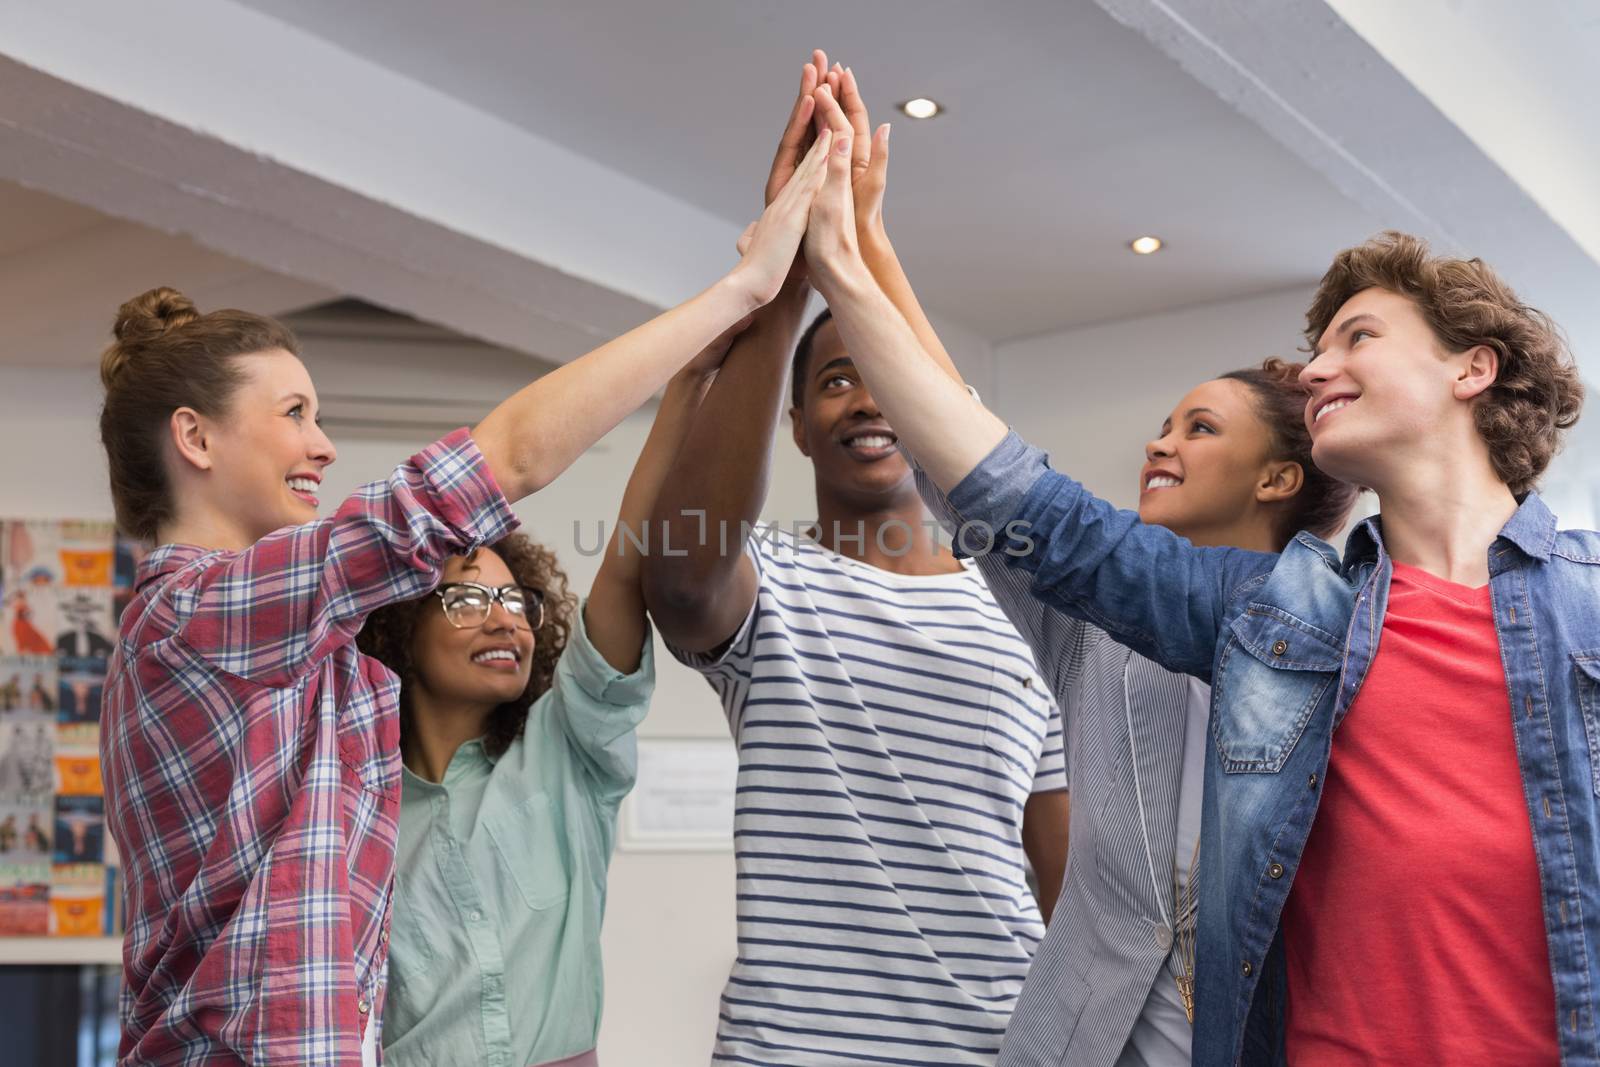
left=586, top=372, right=711, bottom=672
left=958, top=432, right=1269, bottom=679
left=642, top=285, right=809, bottom=618
left=1023, top=791, right=1070, bottom=925
left=859, top=226, right=963, bottom=384
left=819, top=267, right=1007, bottom=490
left=473, top=274, right=760, bottom=502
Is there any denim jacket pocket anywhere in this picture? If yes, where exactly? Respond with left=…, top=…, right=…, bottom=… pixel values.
left=485, top=793, right=570, bottom=910
left=1212, top=608, right=1340, bottom=773
left=1574, top=651, right=1600, bottom=797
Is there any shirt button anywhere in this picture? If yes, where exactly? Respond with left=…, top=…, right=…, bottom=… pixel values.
left=1271, top=640, right=1288, bottom=657
left=1022, top=676, right=1033, bottom=690
left=1155, top=924, right=1173, bottom=952
left=358, top=996, right=370, bottom=1014
left=381, top=927, right=389, bottom=944
left=1242, top=961, right=1253, bottom=977
left=1308, top=773, right=1317, bottom=790
left=472, top=909, right=484, bottom=922
left=1268, top=863, right=1285, bottom=879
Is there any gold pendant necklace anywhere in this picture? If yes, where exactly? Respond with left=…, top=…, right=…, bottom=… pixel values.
left=1172, top=837, right=1201, bottom=1025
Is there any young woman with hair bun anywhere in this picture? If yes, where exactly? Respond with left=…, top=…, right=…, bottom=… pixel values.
left=96, top=134, right=828, bottom=1067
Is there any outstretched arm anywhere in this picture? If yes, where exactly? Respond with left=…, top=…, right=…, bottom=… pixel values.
left=642, top=53, right=838, bottom=654
left=584, top=328, right=743, bottom=672
left=800, top=86, right=1006, bottom=492
left=802, top=84, right=1265, bottom=678
left=833, top=67, right=963, bottom=384
left=473, top=128, right=832, bottom=503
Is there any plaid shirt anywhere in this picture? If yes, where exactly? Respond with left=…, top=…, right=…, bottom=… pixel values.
left=102, top=430, right=516, bottom=1066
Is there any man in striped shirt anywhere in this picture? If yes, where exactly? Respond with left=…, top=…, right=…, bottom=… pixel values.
left=642, top=54, right=1069, bottom=1066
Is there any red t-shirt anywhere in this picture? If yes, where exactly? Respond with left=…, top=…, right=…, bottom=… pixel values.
left=1282, top=562, right=1559, bottom=1065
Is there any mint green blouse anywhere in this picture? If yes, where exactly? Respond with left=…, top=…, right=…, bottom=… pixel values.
left=382, top=604, right=653, bottom=1067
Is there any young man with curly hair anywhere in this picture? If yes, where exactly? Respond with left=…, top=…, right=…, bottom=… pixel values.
left=796, top=178, right=1596, bottom=1066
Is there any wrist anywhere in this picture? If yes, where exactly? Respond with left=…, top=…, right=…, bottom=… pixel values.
left=665, top=367, right=714, bottom=398
left=810, top=252, right=876, bottom=304
left=774, top=273, right=813, bottom=309
left=717, top=265, right=773, bottom=318
left=858, top=219, right=891, bottom=259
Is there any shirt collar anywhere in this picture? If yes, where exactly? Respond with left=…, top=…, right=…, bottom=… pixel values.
left=135, top=543, right=220, bottom=590
left=1343, top=490, right=1556, bottom=568
left=400, top=737, right=495, bottom=794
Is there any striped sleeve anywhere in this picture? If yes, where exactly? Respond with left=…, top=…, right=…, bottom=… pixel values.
left=1032, top=698, right=1068, bottom=793
left=666, top=538, right=762, bottom=678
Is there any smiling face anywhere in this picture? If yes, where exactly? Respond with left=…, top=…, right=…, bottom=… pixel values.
left=789, top=317, right=917, bottom=508
left=191, top=349, right=337, bottom=542
left=408, top=550, right=536, bottom=717
left=1138, top=377, right=1285, bottom=544
left=1299, top=287, right=1476, bottom=491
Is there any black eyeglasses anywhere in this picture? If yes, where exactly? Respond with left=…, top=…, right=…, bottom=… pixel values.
left=432, top=582, right=545, bottom=630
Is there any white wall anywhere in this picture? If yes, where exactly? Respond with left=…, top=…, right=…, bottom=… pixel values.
left=995, top=287, right=1320, bottom=510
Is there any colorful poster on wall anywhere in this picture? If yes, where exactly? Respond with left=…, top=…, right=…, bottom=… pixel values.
left=0, top=519, right=126, bottom=937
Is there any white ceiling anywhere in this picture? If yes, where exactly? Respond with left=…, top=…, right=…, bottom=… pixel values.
left=0, top=180, right=335, bottom=367
left=232, top=0, right=1387, bottom=342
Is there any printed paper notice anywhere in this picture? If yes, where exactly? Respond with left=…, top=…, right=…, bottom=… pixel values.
left=619, top=738, right=737, bottom=852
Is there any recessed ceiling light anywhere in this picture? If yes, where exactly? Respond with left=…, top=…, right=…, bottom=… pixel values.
left=1129, top=236, right=1164, bottom=255
left=899, top=98, right=942, bottom=119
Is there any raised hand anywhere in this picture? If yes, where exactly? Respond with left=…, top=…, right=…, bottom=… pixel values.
left=801, top=84, right=869, bottom=296
left=730, top=127, right=832, bottom=306
left=766, top=51, right=842, bottom=205
left=838, top=67, right=892, bottom=238
left=765, top=58, right=819, bottom=207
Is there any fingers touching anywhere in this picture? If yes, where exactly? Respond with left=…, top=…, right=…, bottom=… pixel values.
left=839, top=67, right=873, bottom=181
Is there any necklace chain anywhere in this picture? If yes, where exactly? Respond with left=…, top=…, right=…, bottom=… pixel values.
left=1170, top=837, right=1201, bottom=1025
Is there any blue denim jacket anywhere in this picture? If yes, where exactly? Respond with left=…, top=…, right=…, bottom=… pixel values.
left=946, top=431, right=1600, bottom=1067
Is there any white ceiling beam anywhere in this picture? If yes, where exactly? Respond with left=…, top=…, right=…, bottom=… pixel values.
left=0, top=218, right=335, bottom=368
left=1087, top=0, right=1600, bottom=374
left=0, top=0, right=744, bottom=364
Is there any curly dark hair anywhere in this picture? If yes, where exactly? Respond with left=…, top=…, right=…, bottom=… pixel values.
left=1305, top=231, right=1584, bottom=494
left=1220, top=357, right=1363, bottom=546
left=357, top=532, right=577, bottom=760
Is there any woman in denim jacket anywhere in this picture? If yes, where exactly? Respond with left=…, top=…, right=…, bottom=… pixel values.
left=797, top=94, right=1595, bottom=1067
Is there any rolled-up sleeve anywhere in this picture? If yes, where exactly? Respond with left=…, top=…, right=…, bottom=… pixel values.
left=169, top=428, right=518, bottom=687
left=944, top=431, right=1054, bottom=555
left=548, top=599, right=654, bottom=801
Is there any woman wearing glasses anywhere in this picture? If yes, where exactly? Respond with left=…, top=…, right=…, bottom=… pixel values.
left=356, top=350, right=728, bottom=1067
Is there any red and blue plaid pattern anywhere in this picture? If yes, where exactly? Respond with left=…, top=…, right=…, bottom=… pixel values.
left=101, top=430, right=516, bottom=1065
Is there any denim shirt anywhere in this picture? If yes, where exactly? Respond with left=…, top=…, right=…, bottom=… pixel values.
left=945, top=430, right=1600, bottom=1067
